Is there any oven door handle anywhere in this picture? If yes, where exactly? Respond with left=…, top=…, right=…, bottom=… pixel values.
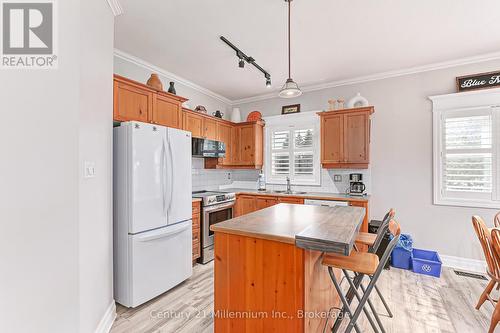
left=203, top=201, right=235, bottom=213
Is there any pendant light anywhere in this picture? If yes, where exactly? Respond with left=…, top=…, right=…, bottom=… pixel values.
left=279, top=0, right=302, bottom=98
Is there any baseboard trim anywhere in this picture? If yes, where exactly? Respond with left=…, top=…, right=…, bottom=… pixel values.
left=95, top=301, right=116, bottom=333
left=440, top=254, right=486, bottom=274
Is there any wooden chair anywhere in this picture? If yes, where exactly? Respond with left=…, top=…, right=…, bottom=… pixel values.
left=472, top=216, right=500, bottom=333
left=489, top=229, right=500, bottom=333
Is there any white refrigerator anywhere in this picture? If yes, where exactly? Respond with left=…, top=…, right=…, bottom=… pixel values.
left=113, top=121, right=193, bottom=308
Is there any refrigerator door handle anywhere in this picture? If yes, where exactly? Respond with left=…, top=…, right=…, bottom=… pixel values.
left=161, top=139, right=167, bottom=215
left=166, top=137, right=174, bottom=213
left=137, top=222, right=191, bottom=242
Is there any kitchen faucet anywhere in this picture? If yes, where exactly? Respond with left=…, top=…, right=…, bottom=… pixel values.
left=286, top=176, right=292, bottom=193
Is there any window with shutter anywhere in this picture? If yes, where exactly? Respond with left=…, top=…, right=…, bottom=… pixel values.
left=266, top=113, right=320, bottom=185
left=432, top=99, right=500, bottom=208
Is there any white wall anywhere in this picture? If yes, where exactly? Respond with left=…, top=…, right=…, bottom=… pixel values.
left=234, top=59, right=500, bottom=261
left=114, top=55, right=232, bottom=119
left=0, top=1, right=114, bottom=332
left=78, top=1, right=115, bottom=333
left=0, top=0, right=80, bottom=331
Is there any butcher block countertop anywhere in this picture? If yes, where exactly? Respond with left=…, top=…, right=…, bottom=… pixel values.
left=211, top=203, right=365, bottom=254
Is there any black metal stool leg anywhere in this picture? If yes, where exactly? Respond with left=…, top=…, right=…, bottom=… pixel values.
left=341, top=270, right=380, bottom=333
left=328, top=267, right=362, bottom=333
left=359, top=279, right=393, bottom=318
left=332, top=272, right=365, bottom=331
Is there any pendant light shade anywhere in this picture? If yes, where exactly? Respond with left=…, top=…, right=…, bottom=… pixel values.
left=279, top=78, right=302, bottom=98
left=280, top=0, right=302, bottom=99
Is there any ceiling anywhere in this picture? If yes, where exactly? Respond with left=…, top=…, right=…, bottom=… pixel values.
left=115, top=0, right=500, bottom=102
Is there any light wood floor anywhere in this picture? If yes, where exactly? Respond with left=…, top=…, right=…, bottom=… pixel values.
left=111, top=262, right=499, bottom=333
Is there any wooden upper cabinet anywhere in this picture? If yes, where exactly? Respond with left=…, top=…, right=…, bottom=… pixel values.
left=113, top=75, right=188, bottom=127
left=234, top=122, right=264, bottom=168
left=204, top=118, right=217, bottom=140
left=321, top=114, right=343, bottom=164
left=217, top=122, right=232, bottom=165
left=114, top=79, right=153, bottom=123
left=184, top=111, right=204, bottom=138
left=153, top=93, right=182, bottom=129
left=230, top=126, right=240, bottom=165
left=318, top=107, right=374, bottom=169
left=344, top=112, right=369, bottom=164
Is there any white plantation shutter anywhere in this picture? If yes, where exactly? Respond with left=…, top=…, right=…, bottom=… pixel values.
left=266, top=115, right=320, bottom=185
left=443, top=114, right=492, bottom=194
left=435, top=106, right=500, bottom=207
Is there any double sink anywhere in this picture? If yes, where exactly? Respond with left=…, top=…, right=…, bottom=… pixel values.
left=261, top=190, right=308, bottom=195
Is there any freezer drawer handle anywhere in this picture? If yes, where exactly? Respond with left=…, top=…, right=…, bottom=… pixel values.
left=138, top=223, right=191, bottom=242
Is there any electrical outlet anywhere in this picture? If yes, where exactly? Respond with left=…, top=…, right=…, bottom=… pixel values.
left=333, top=174, right=342, bottom=182
left=227, top=172, right=231, bottom=180
left=84, top=161, right=96, bottom=178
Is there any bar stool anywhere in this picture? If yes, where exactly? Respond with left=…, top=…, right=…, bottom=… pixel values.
left=353, top=209, right=396, bottom=319
left=494, top=212, right=500, bottom=227
left=322, top=219, right=401, bottom=333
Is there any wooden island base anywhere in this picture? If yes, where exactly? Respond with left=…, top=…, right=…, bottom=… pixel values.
left=214, top=232, right=340, bottom=333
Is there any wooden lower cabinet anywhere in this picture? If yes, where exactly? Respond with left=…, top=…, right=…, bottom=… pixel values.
left=235, top=195, right=257, bottom=217
left=235, top=194, right=303, bottom=217
left=278, top=197, right=304, bottom=204
left=192, top=201, right=201, bottom=263
left=255, top=196, right=278, bottom=210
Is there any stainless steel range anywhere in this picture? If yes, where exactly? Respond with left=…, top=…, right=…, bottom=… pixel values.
left=192, top=191, right=236, bottom=264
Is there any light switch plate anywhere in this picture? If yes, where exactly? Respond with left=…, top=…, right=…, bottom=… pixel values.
left=84, top=161, right=96, bottom=178
left=333, top=175, right=342, bottom=182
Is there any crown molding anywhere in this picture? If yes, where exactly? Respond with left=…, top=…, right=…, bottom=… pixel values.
left=114, top=49, right=233, bottom=105
left=106, top=0, right=124, bottom=16
left=232, top=51, right=500, bottom=105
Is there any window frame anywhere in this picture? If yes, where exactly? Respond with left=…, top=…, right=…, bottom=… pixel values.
left=431, top=89, right=500, bottom=209
left=264, top=112, right=321, bottom=186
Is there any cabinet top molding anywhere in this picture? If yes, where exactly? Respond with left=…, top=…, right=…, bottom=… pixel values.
left=317, top=106, right=375, bottom=117
left=114, top=74, right=189, bottom=103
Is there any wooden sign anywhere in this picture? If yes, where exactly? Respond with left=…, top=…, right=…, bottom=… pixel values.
left=282, top=104, right=301, bottom=115
left=456, top=70, right=500, bottom=92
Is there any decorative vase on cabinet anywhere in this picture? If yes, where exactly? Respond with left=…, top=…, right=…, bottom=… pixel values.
left=168, top=82, right=176, bottom=95
left=231, top=107, right=241, bottom=122
left=146, top=74, right=163, bottom=90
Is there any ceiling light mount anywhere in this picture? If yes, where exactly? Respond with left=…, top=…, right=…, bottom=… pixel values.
left=220, top=36, right=272, bottom=88
left=279, top=0, right=302, bottom=98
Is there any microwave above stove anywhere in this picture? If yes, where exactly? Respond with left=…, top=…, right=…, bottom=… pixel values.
left=192, top=138, right=226, bottom=158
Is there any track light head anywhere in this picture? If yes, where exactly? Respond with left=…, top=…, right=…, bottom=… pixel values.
left=266, top=78, right=272, bottom=88
left=239, top=59, right=245, bottom=68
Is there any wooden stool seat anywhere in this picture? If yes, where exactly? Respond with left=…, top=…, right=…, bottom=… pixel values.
left=355, top=232, right=377, bottom=246
left=322, top=251, right=379, bottom=275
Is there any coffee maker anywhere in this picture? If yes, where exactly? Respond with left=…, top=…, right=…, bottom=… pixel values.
left=349, top=173, right=366, bottom=196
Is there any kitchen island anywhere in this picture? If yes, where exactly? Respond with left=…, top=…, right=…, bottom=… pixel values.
left=210, top=203, right=365, bottom=333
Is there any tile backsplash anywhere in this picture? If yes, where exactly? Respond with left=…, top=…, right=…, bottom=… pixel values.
left=191, top=158, right=259, bottom=192
left=192, top=157, right=371, bottom=195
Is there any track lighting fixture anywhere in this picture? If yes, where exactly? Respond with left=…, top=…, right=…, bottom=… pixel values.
left=220, top=36, right=272, bottom=89
left=266, top=75, right=272, bottom=88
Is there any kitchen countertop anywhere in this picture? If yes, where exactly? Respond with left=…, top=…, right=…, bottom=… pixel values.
left=211, top=203, right=365, bottom=254
left=219, top=188, right=370, bottom=202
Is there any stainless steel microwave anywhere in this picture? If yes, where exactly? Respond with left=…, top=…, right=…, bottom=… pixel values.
left=192, top=138, right=226, bottom=158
